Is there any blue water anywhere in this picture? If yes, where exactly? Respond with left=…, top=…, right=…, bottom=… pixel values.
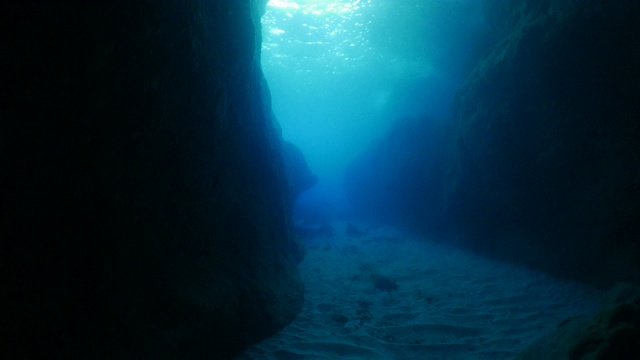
left=262, top=0, right=490, bottom=220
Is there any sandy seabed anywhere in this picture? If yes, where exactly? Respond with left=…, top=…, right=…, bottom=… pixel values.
left=236, top=223, right=601, bottom=360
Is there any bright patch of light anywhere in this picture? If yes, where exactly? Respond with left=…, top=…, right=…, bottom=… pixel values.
left=268, top=0, right=301, bottom=10
left=262, top=0, right=373, bottom=75
left=268, top=0, right=365, bottom=16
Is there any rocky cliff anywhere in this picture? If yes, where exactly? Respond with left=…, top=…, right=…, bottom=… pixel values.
left=345, top=0, right=640, bottom=286
left=447, top=0, right=640, bottom=284
left=2, top=1, right=303, bottom=358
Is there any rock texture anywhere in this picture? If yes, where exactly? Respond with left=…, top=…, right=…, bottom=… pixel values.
left=2, top=1, right=303, bottom=359
left=345, top=0, right=640, bottom=286
left=282, top=140, right=318, bottom=210
left=518, top=283, right=640, bottom=359
left=447, top=0, right=640, bottom=285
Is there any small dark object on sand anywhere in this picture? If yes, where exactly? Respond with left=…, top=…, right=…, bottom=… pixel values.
left=346, top=223, right=368, bottom=238
left=332, top=313, right=349, bottom=326
left=372, top=275, right=398, bottom=298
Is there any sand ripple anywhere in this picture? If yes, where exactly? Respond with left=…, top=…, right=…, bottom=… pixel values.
left=236, top=223, right=601, bottom=360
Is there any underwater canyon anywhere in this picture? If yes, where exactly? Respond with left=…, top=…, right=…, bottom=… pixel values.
left=3, top=0, right=639, bottom=359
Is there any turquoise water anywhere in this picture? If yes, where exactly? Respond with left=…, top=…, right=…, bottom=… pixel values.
left=262, top=0, right=489, bottom=217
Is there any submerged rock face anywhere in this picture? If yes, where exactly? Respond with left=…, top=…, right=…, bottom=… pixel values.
left=517, top=283, right=640, bottom=359
left=345, top=1, right=640, bottom=286
left=3, top=1, right=302, bottom=358
left=282, top=140, right=318, bottom=210
left=446, top=0, right=640, bottom=284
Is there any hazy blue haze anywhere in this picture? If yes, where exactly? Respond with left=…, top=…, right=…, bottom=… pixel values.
left=262, top=0, right=489, bottom=219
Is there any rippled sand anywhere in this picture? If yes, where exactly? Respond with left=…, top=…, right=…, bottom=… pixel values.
left=237, top=223, right=601, bottom=360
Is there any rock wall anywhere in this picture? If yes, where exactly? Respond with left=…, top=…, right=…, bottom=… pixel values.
left=517, top=283, right=640, bottom=359
left=282, top=141, right=318, bottom=213
left=345, top=0, right=640, bottom=286
left=2, top=1, right=303, bottom=358
left=447, top=0, right=640, bottom=285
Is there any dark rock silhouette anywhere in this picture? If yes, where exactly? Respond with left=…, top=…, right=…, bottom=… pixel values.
left=2, top=1, right=303, bottom=358
left=446, top=0, right=640, bottom=286
left=518, top=283, right=640, bottom=359
left=282, top=140, right=318, bottom=210
left=345, top=0, right=640, bottom=287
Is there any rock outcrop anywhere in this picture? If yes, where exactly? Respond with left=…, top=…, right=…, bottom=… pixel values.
left=282, top=140, right=318, bottom=210
left=2, top=1, right=303, bottom=358
left=518, top=283, right=640, bottom=359
left=345, top=0, right=640, bottom=286
left=446, top=0, right=640, bottom=285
